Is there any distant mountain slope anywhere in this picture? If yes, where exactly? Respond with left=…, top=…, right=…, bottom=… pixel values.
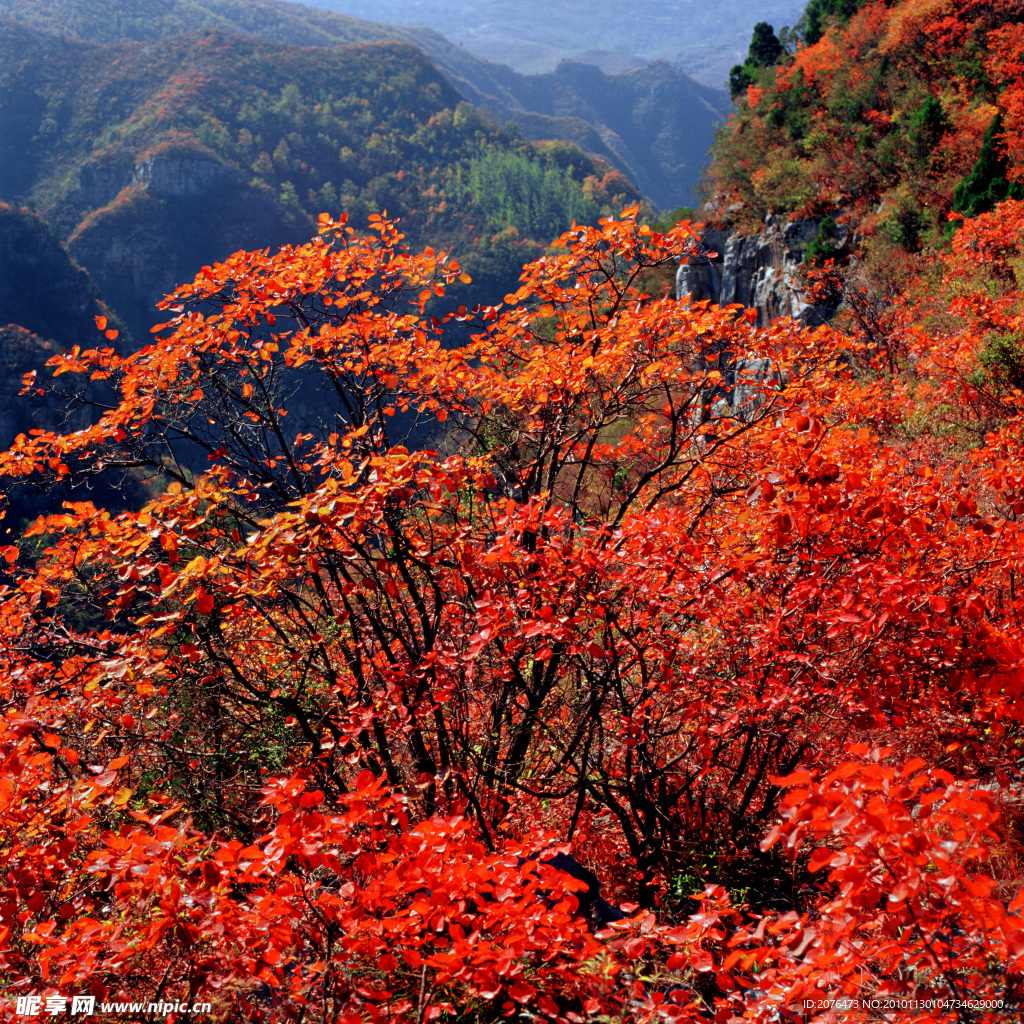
left=0, top=201, right=113, bottom=351
left=0, top=0, right=731, bottom=210
left=0, top=0, right=423, bottom=46
left=487, top=60, right=729, bottom=210
left=0, top=203, right=153, bottom=525
left=296, top=0, right=806, bottom=88
left=0, top=204, right=100, bottom=495
left=0, top=18, right=637, bottom=340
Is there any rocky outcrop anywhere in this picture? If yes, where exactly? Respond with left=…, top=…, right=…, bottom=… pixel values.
left=676, top=214, right=848, bottom=326
left=75, top=160, right=133, bottom=210
left=75, top=151, right=231, bottom=214
left=130, top=154, right=228, bottom=197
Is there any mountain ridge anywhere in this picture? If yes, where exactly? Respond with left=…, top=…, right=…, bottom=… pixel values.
left=0, top=19, right=643, bottom=341
left=0, top=0, right=731, bottom=211
left=289, top=0, right=806, bottom=88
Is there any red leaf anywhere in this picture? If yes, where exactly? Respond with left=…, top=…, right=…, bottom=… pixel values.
left=689, top=949, right=714, bottom=972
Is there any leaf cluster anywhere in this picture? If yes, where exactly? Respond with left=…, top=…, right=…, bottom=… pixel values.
left=3, top=200, right=1024, bottom=1018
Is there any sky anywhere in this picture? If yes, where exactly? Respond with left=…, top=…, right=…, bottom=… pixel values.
left=289, top=0, right=806, bottom=87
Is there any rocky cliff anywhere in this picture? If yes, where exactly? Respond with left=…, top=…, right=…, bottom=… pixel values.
left=676, top=214, right=847, bottom=326
left=66, top=150, right=299, bottom=341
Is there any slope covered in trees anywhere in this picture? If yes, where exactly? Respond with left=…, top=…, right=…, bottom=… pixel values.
left=0, top=18, right=636, bottom=340
left=709, top=0, right=1024, bottom=238
left=0, top=0, right=730, bottom=213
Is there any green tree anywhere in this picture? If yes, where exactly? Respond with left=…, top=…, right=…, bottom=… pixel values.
left=799, top=0, right=867, bottom=46
left=749, top=21, right=784, bottom=67
left=730, top=22, right=784, bottom=101
left=953, top=112, right=1024, bottom=217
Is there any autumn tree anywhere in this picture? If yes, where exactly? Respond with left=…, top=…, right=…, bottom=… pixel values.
left=1, top=201, right=1024, bottom=1021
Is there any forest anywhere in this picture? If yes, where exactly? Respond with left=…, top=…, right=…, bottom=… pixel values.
left=1, top=0, right=1024, bottom=1021
left=0, top=15, right=640, bottom=343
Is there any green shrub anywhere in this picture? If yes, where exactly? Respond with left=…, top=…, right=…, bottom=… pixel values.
left=804, top=215, right=844, bottom=266
left=974, top=331, right=1024, bottom=394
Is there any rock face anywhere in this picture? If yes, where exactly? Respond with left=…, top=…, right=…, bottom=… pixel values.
left=131, top=154, right=228, bottom=197
left=67, top=153, right=300, bottom=342
left=76, top=153, right=231, bottom=209
left=676, top=214, right=849, bottom=423
left=676, top=214, right=847, bottom=327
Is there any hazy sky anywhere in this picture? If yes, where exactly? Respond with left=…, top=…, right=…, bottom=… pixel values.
left=289, top=0, right=806, bottom=87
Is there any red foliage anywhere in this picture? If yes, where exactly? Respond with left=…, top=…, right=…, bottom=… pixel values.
left=3, top=203, right=1024, bottom=1019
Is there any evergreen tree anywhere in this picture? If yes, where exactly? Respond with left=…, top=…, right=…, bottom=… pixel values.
left=748, top=22, right=783, bottom=67
left=799, top=0, right=866, bottom=46
left=730, top=22, right=783, bottom=101
left=953, top=113, right=1024, bottom=217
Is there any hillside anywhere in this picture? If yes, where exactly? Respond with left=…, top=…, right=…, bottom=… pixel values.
left=0, top=0, right=731, bottom=212
left=0, top=19, right=638, bottom=340
left=0, top=202, right=113, bottom=353
left=708, top=0, right=1024, bottom=236
left=680, top=0, right=1024, bottom=334
left=0, top=202, right=148, bottom=527
left=4, top=0, right=1024, bottom=1016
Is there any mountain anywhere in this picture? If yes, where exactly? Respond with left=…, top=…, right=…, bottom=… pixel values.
left=0, top=201, right=113, bottom=353
left=688, top=0, right=1024, bottom=335
left=0, top=18, right=640, bottom=342
left=0, top=0, right=731, bottom=211
left=477, top=60, right=729, bottom=211
left=292, top=0, right=807, bottom=89
left=0, top=202, right=148, bottom=527
left=0, top=202, right=103, bottom=457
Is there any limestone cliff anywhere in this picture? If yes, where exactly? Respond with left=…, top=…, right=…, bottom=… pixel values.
left=676, top=214, right=848, bottom=326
